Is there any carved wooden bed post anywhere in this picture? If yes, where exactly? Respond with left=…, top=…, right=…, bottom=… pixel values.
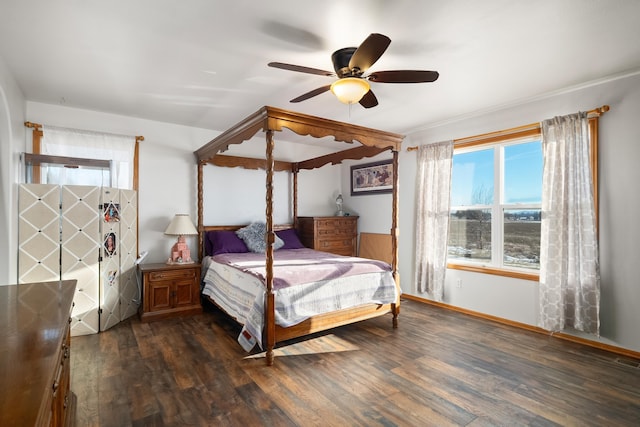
left=292, top=164, right=299, bottom=230
left=265, top=130, right=276, bottom=365
left=391, top=149, right=400, bottom=327
left=197, top=160, right=204, bottom=262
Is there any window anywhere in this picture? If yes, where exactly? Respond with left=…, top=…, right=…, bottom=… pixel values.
left=410, top=107, right=605, bottom=280
left=448, top=137, right=543, bottom=275
left=23, top=153, right=113, bottom=187
left=25, top=122, right=141, bottom=190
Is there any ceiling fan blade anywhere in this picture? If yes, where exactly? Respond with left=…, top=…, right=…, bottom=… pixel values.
left=359, top=90, right=378, bottom=109
left=367, top=70, right=439, bottom=83
left=268, top=62, right=335, bottom=77
left=348, top=33, right=391, bottom=73
left=290, top=85, right=332, bottom=102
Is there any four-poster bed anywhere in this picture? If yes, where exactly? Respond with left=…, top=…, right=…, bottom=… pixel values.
left=194, top=106, right=404, bottom=365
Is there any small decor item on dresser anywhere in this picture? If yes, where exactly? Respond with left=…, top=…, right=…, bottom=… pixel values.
left=164, top=214, right=198, bottom=264
left=335, top=193, right=344, bottom=216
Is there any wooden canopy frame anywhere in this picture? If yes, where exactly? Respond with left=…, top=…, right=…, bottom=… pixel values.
left=195, top=106, right=404, bottom=364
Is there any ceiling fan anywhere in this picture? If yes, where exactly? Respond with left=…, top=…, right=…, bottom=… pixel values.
left=268, top=33, right=439, bottom=108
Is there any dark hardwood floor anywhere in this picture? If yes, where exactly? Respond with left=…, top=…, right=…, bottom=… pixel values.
left=71, top=299, right=640, bottom=426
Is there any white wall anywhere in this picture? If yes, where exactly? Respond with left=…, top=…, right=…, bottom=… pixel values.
left=340, top=153, right=395, bottom=234
left=25, top=103, right=341, bottom=265
left=200, top=131, right=343, bottom=226
left=343, top=71, right=640, bottom=353
left=202, top=164, right=341, bottom=226
left=0, top=54, right=26, bottom=284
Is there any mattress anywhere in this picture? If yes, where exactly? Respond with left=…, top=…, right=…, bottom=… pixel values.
left=201, top=248, right=398, bottom=351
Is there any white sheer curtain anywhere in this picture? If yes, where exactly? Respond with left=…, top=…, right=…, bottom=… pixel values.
left=41, top=125, right=136, bottom=189
left=414, top=140, right=454, bottom=300
left=539, top=112, right=600, bottom=334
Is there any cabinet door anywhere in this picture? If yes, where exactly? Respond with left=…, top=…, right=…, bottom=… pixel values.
left=148, top=281, right=172, bottom=312
left=174, top=279, right=196, bottom=307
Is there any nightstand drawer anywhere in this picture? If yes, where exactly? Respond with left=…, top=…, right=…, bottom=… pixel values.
left=149, top=268, right=196, bottom=281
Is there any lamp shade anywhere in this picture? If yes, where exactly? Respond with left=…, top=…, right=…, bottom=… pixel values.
left=164, top=214, right=197, bottom=236
left=330, top=77, right=370, bottom=104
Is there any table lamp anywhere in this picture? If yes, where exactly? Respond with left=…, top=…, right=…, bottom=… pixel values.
left=164, top=214, right=198, bottom=264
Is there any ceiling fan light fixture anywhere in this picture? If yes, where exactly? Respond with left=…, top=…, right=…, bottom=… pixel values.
left=270, top=33, right=438, bottom=108
left=330, top=77, right=370, bottom=104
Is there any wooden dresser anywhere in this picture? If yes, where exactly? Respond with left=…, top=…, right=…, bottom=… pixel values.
left=0, top=280, right=76, bottom=427
left=297, top=216, right=359, bottom=256
left=138, top=263, right=202, bottom=322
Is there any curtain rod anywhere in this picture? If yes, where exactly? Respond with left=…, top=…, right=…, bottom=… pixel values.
left=24, top=121, right=144, bottom=142
left=406, top=105, right=609, bottom=152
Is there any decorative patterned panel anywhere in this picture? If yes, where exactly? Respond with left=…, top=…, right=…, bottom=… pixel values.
left=61, top=185, right=101, bottom=336
left=18, top=184, right=138, bottom=335
left=118, top=189, right=139, bottom=320
left=100, top=187, right=121, bottom=331
left=18, top=184, right=60, bottom=284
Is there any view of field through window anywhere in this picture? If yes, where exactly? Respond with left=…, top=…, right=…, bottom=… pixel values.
left=448, top=140, right=542, bottom=271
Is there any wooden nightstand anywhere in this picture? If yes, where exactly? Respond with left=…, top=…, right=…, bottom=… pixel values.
left=297, top=216, right=359, bottom=256
left=138, top=262, right=202, bottom=322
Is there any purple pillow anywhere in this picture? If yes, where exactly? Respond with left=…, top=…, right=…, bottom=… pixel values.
left=205, top=230, right=249, bottom=256
left=276, top=228, right=305, bottom=250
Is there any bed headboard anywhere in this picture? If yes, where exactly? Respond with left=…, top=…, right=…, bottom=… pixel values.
left=200, top=223, right=295, bottom=257
left=202, top=223, right=294, bottom=232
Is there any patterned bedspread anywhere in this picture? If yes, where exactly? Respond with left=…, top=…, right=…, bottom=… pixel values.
left=201, top=249, right=398, bottom=351
left=212, top=248, right=392, bottom=289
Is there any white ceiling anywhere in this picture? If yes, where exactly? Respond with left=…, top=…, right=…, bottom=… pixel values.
left=2, top=0, right=640, bottom=137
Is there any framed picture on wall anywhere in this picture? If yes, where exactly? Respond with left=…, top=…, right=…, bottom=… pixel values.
left=350, top=159, right=393, bottom=196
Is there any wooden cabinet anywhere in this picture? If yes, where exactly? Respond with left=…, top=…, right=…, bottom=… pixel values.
left=51, top=321, right=72, bottom=427
left=0, top=280, right=76, bottom=427
left=139, top=263, right=202, bottom=322
left=297, top=216, right=359, bottom=256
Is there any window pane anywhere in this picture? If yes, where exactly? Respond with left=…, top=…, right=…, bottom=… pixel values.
left=451, top=148, right=494, bottom=206
left=503, top=209, right=541, bottom=270
left=41, top=165, right=111, bottom=187
left=503, top=141, right=542, bottom=204
left=448, top=209, right=492, bottom=263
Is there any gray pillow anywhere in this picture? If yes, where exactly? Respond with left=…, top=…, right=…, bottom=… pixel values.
left=236, top=222, right=284, bottom=253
